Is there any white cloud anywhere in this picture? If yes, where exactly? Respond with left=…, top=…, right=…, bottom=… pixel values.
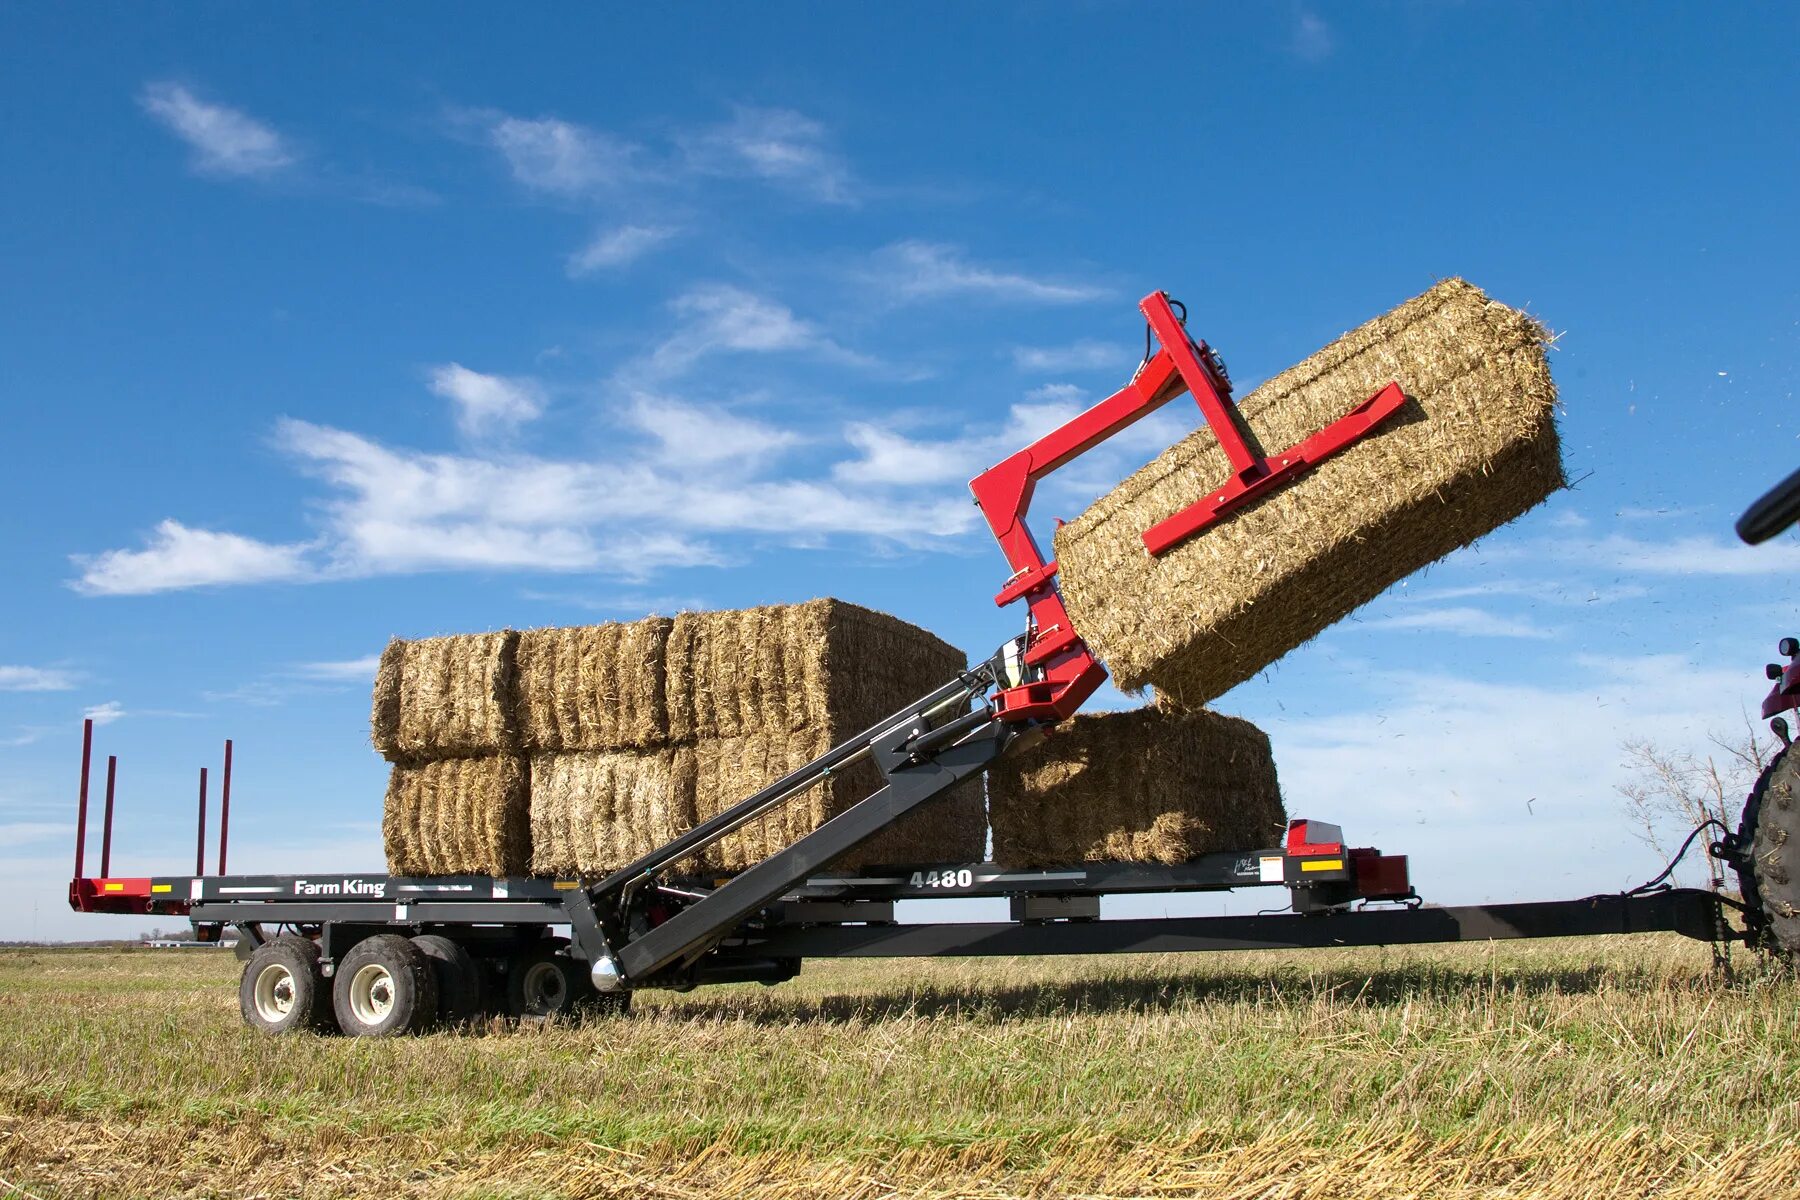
left=427, top=363, right=545, bottom=440
left=292, top=656, right=382, bottom=682
left=486, top=114, right=640, bottom=196
left=627, top=396, right=800, bottom=466
left=1247, top=653, right=1757, bottom=903
left=567, top=224, right=677, bottom=275
left=640, top=284, right=875, bottom=379
left=1526, top=532, right=1800, bottom=577
left=83, top=701, right=125, bottom=726
left=0, top=822, right=71, bottom=845
left=873, top=242, right=1107, bottom=305
left=71, top=520, right=313, bottom=596
left=0, top=666, right=77, bottom=692
left=684, top=106, right=854, bottom=203
left=138, top=82, right=294, bottom=177
left=1010, top=340, right=1131, bottom=372
left=1357, top=605, right=1556, bottom=640
left=1290, top=10, right=1335, bottom=62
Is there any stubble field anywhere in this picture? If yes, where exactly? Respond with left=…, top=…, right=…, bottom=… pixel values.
left=3, top=936, right=1797, bottom=1198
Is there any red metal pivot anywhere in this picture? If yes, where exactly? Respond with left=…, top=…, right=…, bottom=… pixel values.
left=1136, top=291, right=1406, bottom=555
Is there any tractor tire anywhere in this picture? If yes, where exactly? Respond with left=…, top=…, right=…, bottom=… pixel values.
left=239, top=935, right=334, bottom=1034
left=333, top=934, right=439, bottom=1037
left=411, top=934, right=483, bottom=1026
left=1739, top=747, right=1800, bottom=956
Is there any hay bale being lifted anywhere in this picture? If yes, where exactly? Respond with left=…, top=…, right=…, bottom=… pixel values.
left=987, top=706, right=1284, bottom=868
left=515, top=617, right=672, bottom=753
left=382, top=755, right=530, bottom=877
left=1054, top=279, right=1562, bottom=706
left=371, top=631, right=520, bottom=761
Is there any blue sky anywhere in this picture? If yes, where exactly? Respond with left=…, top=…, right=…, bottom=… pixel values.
left=3, top=5, right=1796, bottom=940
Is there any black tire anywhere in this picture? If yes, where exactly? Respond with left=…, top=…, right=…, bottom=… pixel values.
left=238, top=936, right=333, bottom=1034
left=332, top=934, right=439, bottom=1037
left=506, top=941, right=594, bottom=1020
left=411, top=934, right=483, bottom=1026
left=1741, top=748, right=1800, bottom=956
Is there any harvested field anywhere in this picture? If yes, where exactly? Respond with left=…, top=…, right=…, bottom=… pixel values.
left=516, top=618, right=673, bottom=753
left=5, top=936, right=1795, bottom=1198
left=1056, top=278, right=1563, bottom=706
left=988, top=706, right=1284, bottom=867
left=371, top=630, right=520, bottom=760
left=382, top=755, right=531, bottom=877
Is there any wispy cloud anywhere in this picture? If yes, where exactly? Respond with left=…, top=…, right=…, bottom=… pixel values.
left=1520, top=532, right=1800, bottom=577
left=139, top=82, right=295, bottom=177
left=485, top=113, right=643, bottom=197
left=427, top=363, right=545, bottom=441
left=1357, top=605, right=1556, bottom=640
left=83, top=701, right=125, bottom=726
left=567, top=224, right=678, bottom=275
left=1290, top=9, right=1335, bottom=62
left=292, top=656, right=382, bottom=682
left=0, top=666, right=78, bottom=692
left=1010, top=340, right=1130, bottom=373
left=637, top=284, right=878, bottom=379
left=872, top=242, right=1108, bottom=305
left=71, top=520, right=314, bottom=596
left=682, top=106, right=856, bottom=204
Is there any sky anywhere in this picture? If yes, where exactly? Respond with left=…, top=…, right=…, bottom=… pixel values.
left=2, top=5, right=1796, bottom=941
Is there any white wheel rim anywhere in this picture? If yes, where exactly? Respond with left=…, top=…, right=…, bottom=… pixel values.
left=523, top=961, right=566, bottom=1011
left=254, top=963, right=296, bottom=1022
left=350, top=962, right=396, bottom=1025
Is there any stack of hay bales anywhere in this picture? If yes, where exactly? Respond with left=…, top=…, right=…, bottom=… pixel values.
left=1055, top=278, right=1563, bottom=707
left=374, top=632, right=529, bottom=877
left=373, top=601, right=985, bottom=878
left=987, top=706, right=1285, bottom=867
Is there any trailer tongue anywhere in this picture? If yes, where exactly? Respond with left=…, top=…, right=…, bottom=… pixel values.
left=67, top=291, right=1753, bottom=1036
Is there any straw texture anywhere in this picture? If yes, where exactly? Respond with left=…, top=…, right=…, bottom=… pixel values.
left=370, top=631, right=520, bottom=760
left=382, top=755, right=531, bottom=878
left=515, top=617, right=672, bottom=752
left=987, top=705, right=1284, bottom=867
left=527, top=748, right=693, bottom=876
left=1055, top=279, right=1563, bottom=705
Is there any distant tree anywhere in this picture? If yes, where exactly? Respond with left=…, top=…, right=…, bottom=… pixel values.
left=1616, top=719, right=1773, bottom=889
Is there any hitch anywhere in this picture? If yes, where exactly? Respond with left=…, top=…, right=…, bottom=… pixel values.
left=969, top=289, right=1403, bottom=723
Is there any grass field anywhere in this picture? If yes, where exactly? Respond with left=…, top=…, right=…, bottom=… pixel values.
left=4, top=936, right=1798, bottom=1198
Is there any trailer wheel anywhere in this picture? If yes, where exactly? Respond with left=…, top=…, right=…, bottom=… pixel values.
left=1741, top=748, right=1800, bottom=956
left=507, top=941, right=601, bottom=1020
left=239, top=936, right=332, bottom=1034
left=333, top=934, right=439, bottom=1036
left=411, top=934, right=483, bottom=1026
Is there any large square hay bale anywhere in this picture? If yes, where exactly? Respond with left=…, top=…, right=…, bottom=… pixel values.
left=527, top=748, right=693, bottom=876
left=987, top=706, right=1284, bottom=867
left=1054, top=279, right=1562, bottom=706
left=664, top=599, right=965, bottom=742
left=371, top=631, right=520, bottom=761
left=515, top=618, right=672, bottom=753
left=685, top=734, right=986, bottom=872
left=382, top=755, right=530, bottom=877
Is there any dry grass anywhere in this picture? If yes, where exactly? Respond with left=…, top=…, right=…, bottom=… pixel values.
left=371, top=631, right=521, bottom=761
left=4, top=937, right=1796, bottom=1197
left=988, top=705, right=1286, bottom=867
left=383, top=755, right=531, bottom=878
left=1056, top=278, right=1563, bottom=706
left=515, top=618, right=673, bottom=754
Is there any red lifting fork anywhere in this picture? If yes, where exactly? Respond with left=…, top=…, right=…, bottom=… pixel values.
left=969, top=290, right=1404, bottom=723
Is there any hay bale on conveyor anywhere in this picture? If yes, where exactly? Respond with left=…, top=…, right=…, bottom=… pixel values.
left=527, top=748, right=694, bottom=876
left=515, top=617, right=673, bottom=753
left=987, top=706, right=1285, bottom=868
left=371, top=631, right=520, bottom=761
left=1054, top=278, right=1563, bottom=706
left=382, top=755, right=531, bottom=877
